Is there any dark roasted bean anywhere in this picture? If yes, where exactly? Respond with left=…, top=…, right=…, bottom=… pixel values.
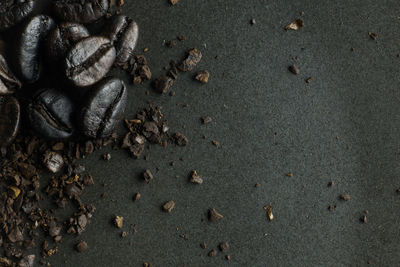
left=0, top=96, right=20, bottom=146
left=15, top=15, right=55, bottom=83
left=46, top=22, right=90, bottom=63
left=27, top=88, right=75, bottom=139
left=0, top=0, right=35, bottom=31
left=0, top=41, right=21, bottom=95
left=104, top=15, right=139, bottom=65
left=53, top=0, right=109, bottom=24
left=65, top=36, right=116, bottom=87
left=79, top=77, right=127, bottom=138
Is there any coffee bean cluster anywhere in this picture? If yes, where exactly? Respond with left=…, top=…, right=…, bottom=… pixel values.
left=0, top=0, right=139, bottom=147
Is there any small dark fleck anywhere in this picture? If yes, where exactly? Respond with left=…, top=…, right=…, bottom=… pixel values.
left=208, top=208, right=224, bottom=222
left=177, top=35, right=187, bottom=41
left=360, top=215, right=367, bottom=223
left=328, top=181, right=334, bottom=187
left=288, top=65, right=300, bottom=75
left=189, top=170, right=203, bottom=184
left=225, top=255, right=231, bottom=260
left=153, top=76, right=174, bottom=94
left=76, top=241, right=88, bottom=252
left=250, top=18, right=256, bottom=25
left=143, top=169, right=154, bottom=183
left=200, top=242, right=207, bottom=249
left=103, top=153, right=111, bottom=160
left=208, top=249, right=217, bottom=257
left=201, top=116, right=212, bottom=124
left=340, top=194, right=350, bottom=201
left=285, top=172, right=293, bottom=177
left=305, top=77, right=313, bottom=83
left=328, top=205, right=337, bottom=211
left=255, top=183, right=261, bottom=187
left=133, top=193, right=141, bottom=201
left=368, top=32, right=378, bottom=40
left=121, top=231, right=127, bottom=238
left=219, top=242, right=229, bottom=251
left=163, top=200, right=175, bottom=212
left=211, top=140, right=220, bottom=147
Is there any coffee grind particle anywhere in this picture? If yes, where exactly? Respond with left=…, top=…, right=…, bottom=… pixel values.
left=285, top=19, right=304, bottom=31
left=208, top=249, right=217, bottom=257
left=225, top=255, right=231, bottom=260
left=114, top=216, right=124, bottom=228
left=76, top=241, right=88, bottom=252
left=153, top=75, right=174, bottom=94
left=121, top=231, right=127, bottom=238
left=264, top=205, right=274, bottom=221
left=178, top=48, right=202, bottom=72
left=201, top=116, right=212, bottom=124
left=212, top=140, right=220, bottom=146
left=163, top=200, right=175, bottom=212
left=195, top=71, right=210, bottom=83
left=368, top=32, right=378, bottom=40
left=288, top=65, right=300, bottom=75
left=200, top=242, right=207, bottom=249
left=396, top=188, right=400, bottom=193
left=43, top=151, right=64, bottom=173
left=208, top=208, right=224, bottom=222
left=133, top=192, right=141, bottom=201
left=328, top=181, right=334, bottom=187
left=166, top=40, right=177, bottom=48
left=173, top=133, right=188, bottom=146
left=219, top=242, right=229, bottom=251
left=285, top=172, right=293, bottom=177
left=177, top=35, right=187, bottom=41
left=340, top=194, right=350, bottom=201
left=328, top=205, right=337, bottom=211
left=170, top=0, right=179, bottom=5
left=189, top=170, right=203, bottom=184
left=360, top=215, right=367, bottom=223
left=103, top=153, right=111, bottom=160
left=306, top=77, right=313, bottom=83
left=250, top=18, right=256, bottom=25
left=143, top=169, right=154, bottom=183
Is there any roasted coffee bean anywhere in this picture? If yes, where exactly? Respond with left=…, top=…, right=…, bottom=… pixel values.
left=104, top=15, right=139, bottom=65
left=15, top=15, right=55, bottom=83
left=53, top=0, right=109, bottom=24
left=65, top=36, right=116, bottom=87
left=46, top=22, right=90, bottom=63
left=80, top=77, right=127, bottom=138
left=0, top=96, right=20, bottom=146
left=28, top=88, right=75, bottom=139
left=0, top=41, right=21, bottom=95
left=0, top=0, right=35, bottom=31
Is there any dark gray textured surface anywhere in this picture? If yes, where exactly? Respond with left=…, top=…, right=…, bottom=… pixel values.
left=15, top=0, right=400, bottom=266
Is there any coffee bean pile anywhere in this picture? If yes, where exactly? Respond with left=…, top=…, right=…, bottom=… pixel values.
left=0, top=1, right=142, bottom=266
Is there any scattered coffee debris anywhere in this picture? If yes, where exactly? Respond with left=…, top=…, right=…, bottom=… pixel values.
left=75, top=241, right=88, bottom=253
left=328, top=205, right=337, bottom=211
left=163, top=200, right=175, bottom=213
left=195, top=71, right=210, bottom=83
left=255, top=183, right=261, bottom=188
left=340, top=194, right=350, bottom=201
left=360, top=215, right=367, bottom=223
left=153, top=75, right=174, bottom=94
left=200, top=242, right=207, bottom=249
left=288, top=64, right=300, bottom=75
left=143, top=169, right=154, bottom=183
left=208, top=208, right=224, bottom=222
left=225, top=255, right=231, bottom=260
left=201, top=116, right=212, bottom=124
left=250, top=18, right=256, bottom=25
left=264, top=205, right=274, bottom=221
left=114, top=216, right=124, bottom=228
left=178, top=48, right=202, bottom=72
left=305, top=77, right=313, bottom=83
left=208, top=249, right=217, bottom=257
left=125, top=55, right=152, bottom=85
left=285, top=19, right=304, bottom=31
left=43, top=151, right=64, bottom=173
left=121, top=231, right=127, bottom=238
left=219, top=242, right=229, bottom=251
left=328, top=181, right=334, bottom=187
left=368, top=32, right=378, bottom=40
left=285, top=172, right=293, bottom=177
left=189, top=170, right=203, bottom=184
left=169, top=0, right=179, bottom=5
left=166, top=40, right=177, bottom=48
left=177, top=35, right=187, bottom=41
left=172, top=133, right=188, bottom=146
left=212, top=140, right=220, bottom=147
left=133, top=192, right=141, bottom=201
left=103, top=153, right=111, bottom=160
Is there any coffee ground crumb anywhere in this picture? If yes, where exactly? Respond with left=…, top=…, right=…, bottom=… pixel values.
left=170, top=0, right=179, bottom=5
left=285, top=19, right=304, bottom=31
left=195, top=71, right=210, bottom=83
left=212, top=140, right=220, bottom=147
left=121, top=231, right=127, bottom=238
left=288, top=65, right=300, bottom=75
left=208, top=208, right=224, bottom=222
left=306, top=77, right=313, bottom=83
left=189, top=170, right=203, bottom=184
left=200, top=242, right=207, bottom=249
left=219, top=242, right=229, bottom=251
left=328, top=205, right=337, bottom=211
left=143, top=169, right=154, bottom=183
left=163, top=200, right=175, bottom=212
left=368, top=32, right=378, bottom=40
left=114, top=216, right=124, bottom=228
left=133, top=192, right=141, bottom=201
left=225, top=255, right=231, bottom=260
left=208, top=249, right=217, bottom=257
left=328, top=181, right=334, bottom=187
left=340, top=194, right=350, bottom=201
left=75, top=241, right=88, bottom=253
left=201, top=116, right=212, bottom=124
left=286, top=172, right=293, bottom=177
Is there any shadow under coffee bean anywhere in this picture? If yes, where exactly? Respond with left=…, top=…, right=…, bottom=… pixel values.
left=0, top=95, right=20, bottom=146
